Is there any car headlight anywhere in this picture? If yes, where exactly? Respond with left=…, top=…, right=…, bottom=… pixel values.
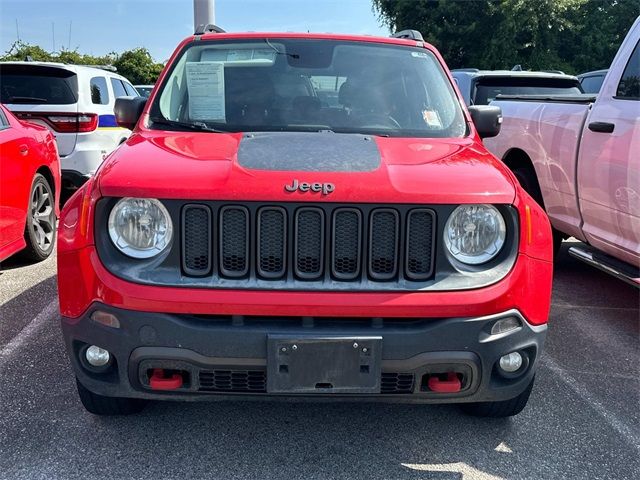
left=444, top=204, right=506, bottom=265
left=108, top=198, right=173, bottom=258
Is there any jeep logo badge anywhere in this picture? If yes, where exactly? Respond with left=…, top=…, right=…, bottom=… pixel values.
left=284, top=179, right=335, bottom=196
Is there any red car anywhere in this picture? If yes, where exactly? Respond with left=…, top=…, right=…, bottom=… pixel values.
left=0, top=104, right=60, bottom=262
left=57, top=29, right=553, bottom=417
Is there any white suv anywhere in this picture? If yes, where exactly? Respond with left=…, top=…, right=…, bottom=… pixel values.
left=0, top=61, right=139, bottom=190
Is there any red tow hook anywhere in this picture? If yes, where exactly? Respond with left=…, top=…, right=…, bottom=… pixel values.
left=149, top=369, right=183, bottom=391
left=427, top=372, right=462, bottom=393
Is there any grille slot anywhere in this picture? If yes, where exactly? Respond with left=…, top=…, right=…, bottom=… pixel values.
left=406, top=209, right=435, bottom=280
left=332, top=209, right=362, bottom=280
left=199, top=370, right=266, bottom=392
left=219, top=206, right=249, bottom=277
left=258, top=207, right=287, bottom=278
left=381, top=372, right=415, bottom=394
left=294, top=208, right=324, bottom=279
left=182, top=205, right=211, bottom=276
left=369, top=209, right=399, bottom=280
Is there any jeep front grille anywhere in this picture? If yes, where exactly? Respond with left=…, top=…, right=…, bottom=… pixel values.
left=180, top=203, right=435, bottom=286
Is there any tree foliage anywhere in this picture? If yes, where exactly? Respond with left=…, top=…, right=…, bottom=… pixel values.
left=0, top=41, right=164, bottom=84
left=373, top=0, right=640, bottom=73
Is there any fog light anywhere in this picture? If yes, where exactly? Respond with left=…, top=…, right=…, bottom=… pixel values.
left=85, top=345, right=111, bottom=367
left=491, top=317, right=521, bottom=335
left=499, top=352, right=523, bottom=373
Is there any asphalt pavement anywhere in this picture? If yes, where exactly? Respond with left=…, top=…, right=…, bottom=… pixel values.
left=0, top=241, right=638, bottom=480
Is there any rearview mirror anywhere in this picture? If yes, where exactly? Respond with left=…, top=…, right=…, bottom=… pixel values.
left=468, top=105, right=502, bottom=139
left=114, top=97, right=147, bottom=130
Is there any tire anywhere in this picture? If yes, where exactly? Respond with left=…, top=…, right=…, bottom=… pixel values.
left=20, top=173, right=56, bottom=262
left=512, top=167, right=563, bottom=258
left=460, top=376, right=535, bottom=418
left=76, top=378, right=147, bottom=415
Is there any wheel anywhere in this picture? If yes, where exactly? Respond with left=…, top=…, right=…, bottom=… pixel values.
left=512, top=167, right=563, bottom=258
left=76, top=378, right=147, bottom=415
left=460, top=376, right=535, bottom=418
left=20, top=173, right=56, bottom=262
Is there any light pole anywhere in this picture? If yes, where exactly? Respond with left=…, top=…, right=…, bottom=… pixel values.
left=194, top=0, right=216, bottom=31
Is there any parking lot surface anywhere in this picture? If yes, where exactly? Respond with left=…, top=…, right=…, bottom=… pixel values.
left=1, top=242, right=638, bottom=480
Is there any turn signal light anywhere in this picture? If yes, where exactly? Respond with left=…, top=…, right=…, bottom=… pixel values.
left=90, top=310, right=121, bottom=329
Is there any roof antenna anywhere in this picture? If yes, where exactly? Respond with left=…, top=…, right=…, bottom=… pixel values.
left=511, top=64, right=523, bottom=71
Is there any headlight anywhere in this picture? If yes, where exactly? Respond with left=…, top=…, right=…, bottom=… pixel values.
left=444, top=204, right=506, bottom=265
left=108, top=198, right=173, bottom=258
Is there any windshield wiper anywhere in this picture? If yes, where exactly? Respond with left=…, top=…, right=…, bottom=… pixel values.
left=7, top=96, right=48, bottom=104
left=149, top=117, right=229, bottom=133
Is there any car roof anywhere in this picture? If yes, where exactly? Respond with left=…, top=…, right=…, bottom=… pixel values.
left=194, top=31, right=435, bottom=49
left=0, top=61, right=128, bottom=80
left=451, top=69, right=579, bottom=80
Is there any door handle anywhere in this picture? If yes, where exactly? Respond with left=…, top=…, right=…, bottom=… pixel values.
left=588, top=122, right=615, bottom=133
left=19, top=144, right=29, bottom=156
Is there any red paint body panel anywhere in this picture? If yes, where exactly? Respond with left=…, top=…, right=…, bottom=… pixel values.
left=97, top=132, right=516, bottom=204
left=57, top=244, right=551, bottom=326
left=0, top=104, right=61, bottom=261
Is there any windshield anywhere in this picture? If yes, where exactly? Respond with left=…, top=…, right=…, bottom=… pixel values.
left=151, top=39, right=467, bottom=138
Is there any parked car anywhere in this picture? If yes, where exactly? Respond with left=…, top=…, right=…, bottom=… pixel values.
left=134, top=85, right=154, bottom=98
left=452, top=69, right=583, bottom=105
left=577, top=69, right=609, bottom=93
left=486, top=16, right=639, bottom=286
left=0, top=104, right=61, bottom=262
left=58, top=28, right=553, bottom=417
left=0, top=62, right=139, bottom=193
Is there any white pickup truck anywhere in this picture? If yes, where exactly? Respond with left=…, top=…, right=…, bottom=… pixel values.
left=485, top=16, right=639, bottom=286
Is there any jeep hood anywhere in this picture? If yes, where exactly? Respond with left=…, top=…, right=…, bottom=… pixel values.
left=97, top=131, right=516, bottom=204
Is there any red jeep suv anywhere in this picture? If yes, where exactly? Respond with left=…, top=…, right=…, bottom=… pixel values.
left=57, top=28, right=553, bottom=417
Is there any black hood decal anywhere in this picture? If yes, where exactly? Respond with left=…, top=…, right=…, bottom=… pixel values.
left=237, top=132, right=381, bottom=172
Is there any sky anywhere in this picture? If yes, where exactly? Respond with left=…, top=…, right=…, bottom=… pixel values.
left=0, top=0, right=390, bottom=62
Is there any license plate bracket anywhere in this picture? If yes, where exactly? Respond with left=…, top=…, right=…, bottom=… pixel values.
left=267, top=335, right=382, bottom=394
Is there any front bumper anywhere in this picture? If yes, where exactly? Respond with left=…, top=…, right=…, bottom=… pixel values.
left=62, top=304, right=546, bottom=403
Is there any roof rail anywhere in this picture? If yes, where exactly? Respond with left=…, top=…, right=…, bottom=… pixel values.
left=541, top=69, right=566, bottom=75
left=452, top=68, right=480, bottom=73
left=195, top=24, right=226, bottom=35
left=391, top=30, right=424, bottom=42
left=77, top=64, right=117, bottom=72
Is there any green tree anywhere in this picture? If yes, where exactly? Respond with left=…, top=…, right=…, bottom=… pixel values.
left=1, top=41, right=54, bottom=62
left=112, top=48, right=164, bottom=84
left=1, top=42, right=164, bottom=84
left=373, top=0, right=640, bottom=73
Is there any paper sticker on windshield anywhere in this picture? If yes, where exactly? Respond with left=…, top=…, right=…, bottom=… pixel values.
left=186, top=61, right=226, bottom=121
left=422, top=109, right=442, bottom=128
left=411, top=51, right=430, bottom=58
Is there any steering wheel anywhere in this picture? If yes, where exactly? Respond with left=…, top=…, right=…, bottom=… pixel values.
left=351, top=112, right=401, bottom=129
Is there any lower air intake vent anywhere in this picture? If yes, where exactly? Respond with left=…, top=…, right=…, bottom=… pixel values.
left=199, top=369, right=266, bottom=392
left=381, top=372, right=414, bottom=394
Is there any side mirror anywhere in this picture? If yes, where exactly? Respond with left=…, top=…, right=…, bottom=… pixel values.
left=114, top=97, right=147, bottom=130
left=468, top=105, right=502, bottom=139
